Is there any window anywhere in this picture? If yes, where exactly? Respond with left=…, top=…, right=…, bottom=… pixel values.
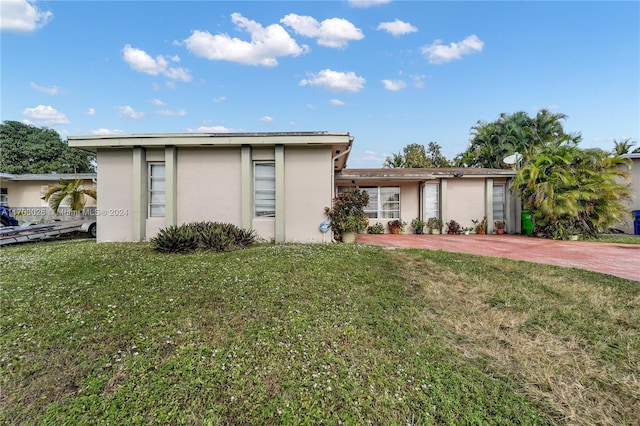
left=149, top=163, right=165, bottom=217
left=423, top=183, right=440, bottom=219
left=0, top=188, right=7, bottom=207
left=493, top=184, right=505, bottom=221
left=255, top=162, right=275, bottom=217
left=360, top=186, right=400, bottom=219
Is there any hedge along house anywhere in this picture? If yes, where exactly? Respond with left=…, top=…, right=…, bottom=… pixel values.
left=334, top=167, right=520, bottom=234
left=68, top=132, right=353, bottom=243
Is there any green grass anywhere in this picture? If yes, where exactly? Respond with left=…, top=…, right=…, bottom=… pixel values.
left=594, top=234, right=640, bottom=244
left=1, top=241, right=638, bottom=425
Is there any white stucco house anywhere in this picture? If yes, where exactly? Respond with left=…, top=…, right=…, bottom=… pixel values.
left=67, top=131, right=523, bottom=243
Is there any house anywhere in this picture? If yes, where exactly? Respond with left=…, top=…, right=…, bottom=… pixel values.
left=619, top=153, right=640, bottom=234
left=335, top=167, right=519, bottom=234
left=0, top=172, right=97, bottom=222
left=68, top=132, right=352, bottom=242
left=68, top=131, right=524, bottom=243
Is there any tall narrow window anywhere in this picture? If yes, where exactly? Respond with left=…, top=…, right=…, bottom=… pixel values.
left=149, top=163, right=165, bottom=217
left=423, top=183, right=439, bottom=219
left=0, top=188, right=7, bottom=207
left=493, top=184, right=505, bottom=221
left=255, top=162, right=275, bottom=217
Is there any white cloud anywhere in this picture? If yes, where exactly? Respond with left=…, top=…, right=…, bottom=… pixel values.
left=116, top=105, right=145, bottom=119
left=186, top=125, right=239, bottom=133
left=421, top=34, right=484, bottom=64
left=1, top=0, right=52, bottom=33
left=411, top=74, right=426, bottom=89
left=151, top=98, right=166, bottom=106
left=348, top=0, right=391, bottom=8
left=122, top=45, right=192, bottom=81
left=260, top=115, right=273, bottom=122
left=281, top=14, right=364, bottom=49
left=376, top=19, right=417, bottom=37
left=382, top=79, right=406, bottom=91
left=30, top=82, right=60, bottom=95
left=91, top=128, right=125, bottom=135
left=156, top=109, right=187, bottom=116
left=184, top=13, right=308, bottom=66
left=212, top=96, right=226, bottom=103
left=86, top=108, right=96, bottom=115
left=300, top=69, right=365, bottom=93
left=22, top=105, right=68, bottom=125
left=329, top=99, right=345, bottom=106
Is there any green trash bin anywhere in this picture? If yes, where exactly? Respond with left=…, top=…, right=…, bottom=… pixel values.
left=521, top=211, right=534, bottom=236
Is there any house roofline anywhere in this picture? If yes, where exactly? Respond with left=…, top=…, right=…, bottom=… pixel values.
left=0, top=173, right=96, bottom=181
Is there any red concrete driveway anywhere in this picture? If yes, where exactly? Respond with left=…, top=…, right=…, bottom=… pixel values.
left=355, top=233, right=640, bottom=282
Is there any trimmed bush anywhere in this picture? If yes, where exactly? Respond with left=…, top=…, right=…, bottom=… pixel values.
left=150, top=221, right=257, bottom=254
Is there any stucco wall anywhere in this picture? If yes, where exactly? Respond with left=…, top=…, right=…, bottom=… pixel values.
left=1, top=179, right=96, bottom=208
left=284, top=147, right=333, bottom=242
left=444, top=179, right=487, bottom=230
left=96, top=150, right=134, bottom=242
left=177, top=148, right=242, bottom=225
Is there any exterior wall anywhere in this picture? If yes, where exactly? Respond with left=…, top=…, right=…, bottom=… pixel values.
left=616, top=157, right=640, bottom=234
left=444, top=179, right=487, bottom=231
left=284, top=147, right=333, bottom=242
left=96, top=149, right=134, bottom=242
left=399, top=182, right=420, bottom=232
left=177, top=148, right=242, bottom=226
left=0, top=179, right=96, bottom=208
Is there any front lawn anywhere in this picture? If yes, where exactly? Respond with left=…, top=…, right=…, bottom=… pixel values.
left=1, top=241, right=637, bottom=425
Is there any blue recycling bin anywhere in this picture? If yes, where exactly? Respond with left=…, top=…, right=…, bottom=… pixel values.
left=633, top=210, right=640, bottom=235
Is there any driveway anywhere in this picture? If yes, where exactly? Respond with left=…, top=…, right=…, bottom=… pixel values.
left=355, top=233, right=640, bottom=282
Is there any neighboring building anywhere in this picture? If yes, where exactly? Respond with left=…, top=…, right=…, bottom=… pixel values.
left=68, top=131, right=525, bottom=243
left=335, top=168, right=519, bottom=234
left=0, top=172, right=97, bottom=222
left=618, top=154, right=640, bottom=234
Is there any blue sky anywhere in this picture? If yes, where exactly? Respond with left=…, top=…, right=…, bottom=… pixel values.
left=1, top=0, right=638, bottom=167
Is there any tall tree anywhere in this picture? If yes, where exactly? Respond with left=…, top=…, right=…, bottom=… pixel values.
left=455, top=109, right=577, bottom=168
left=612, top=138, right=637, bottom=155
left=511, top=137, right=632, bottom=239
left=383, top=142, right=450, bottom=168
left=0, top=121, right=95, bottom=173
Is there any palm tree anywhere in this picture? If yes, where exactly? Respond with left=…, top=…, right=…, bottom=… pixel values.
left=612, top=138, right=637, bottom=156
left=42, top=178, right=97, bottom=216
left=382, top=152, right=404, bottom=168
left=512, top=139, right=631, bottom=239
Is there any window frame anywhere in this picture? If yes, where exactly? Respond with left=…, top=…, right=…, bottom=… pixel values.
left=254, top=162, right=276, bottom=218
left=358, top=186, right=401, bottom=219
left=148, top=162, right=166, bottom=218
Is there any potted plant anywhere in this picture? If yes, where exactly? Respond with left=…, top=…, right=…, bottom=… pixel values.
left=367, top=223, right=385, bottom=234
left=410, top=217, right=426, bottom=234
left=446, top=219, right=461, bottom=235
left=427, top=217, right=443, bottom=234
left=494, top=220, right=506, bottom=235
left=463, top=227, right=473, bottom=235
left=324, top=187, right=369, bottom=243
left=472, top=217, right=487, bottom=235
left=387, top=219, right=407, bottom=234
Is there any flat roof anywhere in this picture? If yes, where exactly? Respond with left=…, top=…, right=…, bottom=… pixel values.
left=336, top=167, right=516, bottom=182
left=68, top=131, right=354, bottom=171
left=0, top=173, right=96, bottom=181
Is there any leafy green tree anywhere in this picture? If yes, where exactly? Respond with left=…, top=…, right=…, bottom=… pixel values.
left=511, top=137, right=632, bottom=239
left=455, top=109, right=576, bottom=168
left=324, top=188, right=369, bottom=242
left=383, top=142, right=450, bottom=168
left=42, top=178, right=97, bottom=215
left=0, top=121, right=95, bottom=173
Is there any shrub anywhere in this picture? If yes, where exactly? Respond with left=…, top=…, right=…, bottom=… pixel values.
left=367, top=223, right=385, bottom=234
left=149, top=224, right=199, bottom=254
left=151, top=221, right=257, bottom=254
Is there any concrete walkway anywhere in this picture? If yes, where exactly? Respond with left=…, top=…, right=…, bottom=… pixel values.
left=355, top=233, right=640, bottom=282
